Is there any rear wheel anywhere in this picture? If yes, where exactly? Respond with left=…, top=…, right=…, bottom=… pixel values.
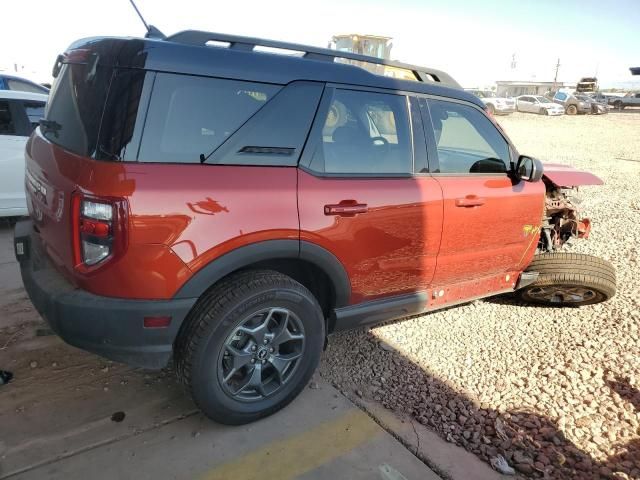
left=614, top=101, right=624, bottom=111
left=517, top=253, right=616, bottom=307
left=566, top=104, right=578, bottom=115
left=175, top=270, right=325, bottom=424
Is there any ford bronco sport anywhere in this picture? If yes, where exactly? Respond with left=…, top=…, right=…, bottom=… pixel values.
left=14, top=30, right=616, bottom=425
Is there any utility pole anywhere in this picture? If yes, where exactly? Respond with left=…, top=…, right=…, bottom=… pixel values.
left=553, top=58, right=561, bottom=91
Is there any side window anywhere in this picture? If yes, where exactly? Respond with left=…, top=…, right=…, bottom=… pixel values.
left=0, top=100, right=16, bottom=135
left=428, top=99, right=510, bottom=174
left=309, top=89, right=412, bottom=174
left=22, top=101, right=45, bottom=133
left=138, top=74, right=281, bottom=163
left=555, top=92, right=567, bottom=101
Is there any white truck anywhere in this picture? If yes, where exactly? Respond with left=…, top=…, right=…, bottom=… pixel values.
left=610, top=93, right=640, bottom=110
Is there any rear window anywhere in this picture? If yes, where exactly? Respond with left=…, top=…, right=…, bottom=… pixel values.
left=43, top=62, right=113, bottom=156
left=6, top=78, right=48, bottom=94
left=137, top=74, right=281, bottom=163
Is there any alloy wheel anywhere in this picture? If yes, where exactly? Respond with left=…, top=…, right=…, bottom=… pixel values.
left=218, top=307, right=306, bottom=402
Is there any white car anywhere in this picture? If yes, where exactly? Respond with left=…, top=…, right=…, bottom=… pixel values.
left=0, top=90, right=47, bottom=217
left=465, top=90, right=516, bottom=115
left=515, top=95, right=565, bottom=116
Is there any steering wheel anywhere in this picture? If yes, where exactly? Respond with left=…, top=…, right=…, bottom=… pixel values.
left=371, top=136, right=389, bottom=147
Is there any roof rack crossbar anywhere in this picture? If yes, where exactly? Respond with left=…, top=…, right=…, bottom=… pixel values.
left=165, top=30, right=459, bottom=87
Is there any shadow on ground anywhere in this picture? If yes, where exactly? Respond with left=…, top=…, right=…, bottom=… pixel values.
left=321, top=325, right=640, bottom=480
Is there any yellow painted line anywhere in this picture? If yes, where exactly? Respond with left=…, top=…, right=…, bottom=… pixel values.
left=199, top=409, right=381, bottom=480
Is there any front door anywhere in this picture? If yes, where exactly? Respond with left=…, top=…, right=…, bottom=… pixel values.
left=517, top=96, right=533, bottom=113
left=421, top=98, right=545, bottom=288
left=298, top=87, right=443, bottom=305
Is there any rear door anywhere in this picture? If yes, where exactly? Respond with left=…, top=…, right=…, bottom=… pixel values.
left=298, top=87, right=443, bottom=305
left=421, top=98, right=544, bottom=287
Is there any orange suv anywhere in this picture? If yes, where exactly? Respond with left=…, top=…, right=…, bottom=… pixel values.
left=14, top=31, right=615, bottom=424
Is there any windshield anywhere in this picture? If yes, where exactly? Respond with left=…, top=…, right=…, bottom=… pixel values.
left=533, top=96, right=548, bottom=103
left=575, top=95, right=590, bottom=101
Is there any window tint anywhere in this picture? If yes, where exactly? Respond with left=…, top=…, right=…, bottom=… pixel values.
left=0, top=100, right=16, bottom=135
left=138, top=74, right=280, bottom=163
left=428, top=100, right=510, bottom=174
left=43, top=63, right=113, bottom=156
left=555, top=92, right=567, bottom=101
left=22, top=101, right=45, bottom=133
left=309, top=89, right=412, bottom=174
left=6, top=78, right=48, bottom=94
left=96, top=69, right=147, bottom=161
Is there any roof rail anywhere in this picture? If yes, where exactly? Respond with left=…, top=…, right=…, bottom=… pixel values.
left=165, top=30, right=460, bottom=88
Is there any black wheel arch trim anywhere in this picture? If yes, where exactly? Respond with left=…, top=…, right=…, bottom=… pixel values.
left=173, top=239, right=351, bottom=308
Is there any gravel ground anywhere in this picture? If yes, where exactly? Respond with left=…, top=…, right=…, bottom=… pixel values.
left=320, top=111, right=640, bottom=479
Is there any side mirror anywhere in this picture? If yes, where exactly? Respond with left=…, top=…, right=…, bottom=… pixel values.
left=515, top=155, right=544, bottom=182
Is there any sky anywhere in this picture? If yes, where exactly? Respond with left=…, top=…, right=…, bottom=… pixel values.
left=1, top=0, right=638, bottom=89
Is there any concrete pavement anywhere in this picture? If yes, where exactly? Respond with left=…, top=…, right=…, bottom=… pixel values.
left=0, top=223, right=441, bottom=480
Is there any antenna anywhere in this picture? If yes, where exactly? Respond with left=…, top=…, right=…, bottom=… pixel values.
left=127, top=0, right=166, bottom=39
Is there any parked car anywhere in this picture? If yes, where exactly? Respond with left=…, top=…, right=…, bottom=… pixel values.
left=515, top=95, right=565, bottom=115
left=0, top=74, right=49, bottom=94
left=609, top=93, right=640, bottom=110
left=465, top=89, right=515, bottom=115
left=574, top=94, right=608, bottom=114
left=588, top=92, right=611, bottom=105
left=0, top=90, right=47, bottom=217
left=550, top=91, right=591, bottom=115
left=14, top=31, right=616, bottom=425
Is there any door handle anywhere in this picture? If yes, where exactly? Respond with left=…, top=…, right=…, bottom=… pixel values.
left=324, top=202, right=369, bottom=216
left=455, top=195, right=485, bottom=207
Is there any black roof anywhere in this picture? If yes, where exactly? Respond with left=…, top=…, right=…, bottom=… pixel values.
left=70, top=30, right=484, bottom=109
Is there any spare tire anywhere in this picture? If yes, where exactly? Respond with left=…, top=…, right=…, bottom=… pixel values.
left=517, top=253, right=616, bottom=307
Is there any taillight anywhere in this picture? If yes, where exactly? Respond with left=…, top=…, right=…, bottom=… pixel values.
left=71, top=192, right=128, bottom=272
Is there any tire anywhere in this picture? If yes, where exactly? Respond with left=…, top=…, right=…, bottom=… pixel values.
left=566, top=104, right=578, bottom=115
left=539, top=108, right=548, bottom=116
left=487, top=104, right=496, bottom=115
left=175, top=270, right=325, bottom=425
left=517, top=253, right=616, bottom=307
left=614, top=101, right=624, bottom=111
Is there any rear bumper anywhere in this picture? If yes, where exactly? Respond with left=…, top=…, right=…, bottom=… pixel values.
left=14, top=219, right=197, bottom=369
left=494, top=105, right=515, bottom=114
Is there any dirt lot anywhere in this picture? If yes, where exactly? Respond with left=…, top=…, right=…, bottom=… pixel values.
left=320, top=111, right=640, bottom=479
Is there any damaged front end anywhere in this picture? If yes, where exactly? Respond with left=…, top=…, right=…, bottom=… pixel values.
left=537, top=164, right=604, bottom=253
